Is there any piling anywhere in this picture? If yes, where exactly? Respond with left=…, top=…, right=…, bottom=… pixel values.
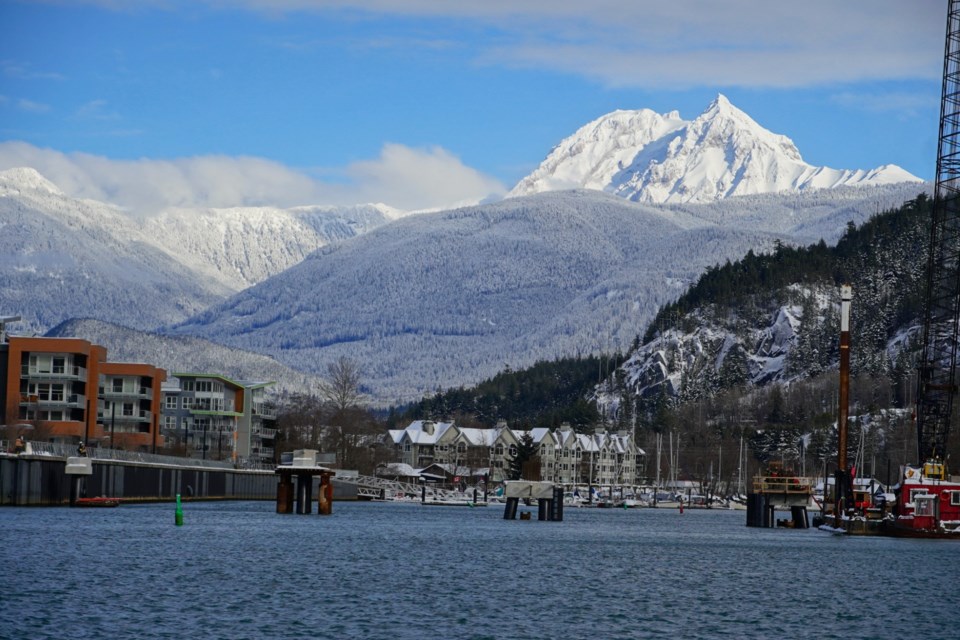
left=503, top=497, right=519, bottom=520
left=790, top=506, right=809, bottom=529
left=296, top=474, right=313, bottom=514
left=274, top=450, right=336, bottom=516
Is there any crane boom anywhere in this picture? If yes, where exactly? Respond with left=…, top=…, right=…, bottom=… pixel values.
left=917, top=0, right=960, bottom=464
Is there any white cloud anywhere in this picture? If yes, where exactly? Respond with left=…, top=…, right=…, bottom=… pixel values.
left=17, top=99, right=51, bottom=113
left=829, top=92, right=938, bottom=117
left=0, top=141, right=505, bottom=214
left=75, top=99, right=121, bottom=120
left=1, top=60, right=64, bottom=81
left=341, top=144, right=504, bottom=210
left=220, top=0, right=944, bottom=88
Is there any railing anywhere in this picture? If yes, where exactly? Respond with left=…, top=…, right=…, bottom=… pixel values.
left=10, top=441, right=238, bottom=469
left=99, top=410, right=153, bottom=423
left=21, top=365, right=85, bottom=380
left=100, top=387, right=151, bottom=399
left=191, top=400, right=235, bottom=413
left=254, top=427, right=277, bottom=439
left=252, top=405, right=276, bottom=419
left=336, top=474, right=487, bottom=503
left=752, top=476, right=815, bottom=494
left=20, top=393, right=85, bottom=407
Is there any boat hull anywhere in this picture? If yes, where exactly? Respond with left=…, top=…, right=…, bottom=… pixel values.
left=74, top=497, right=120, bottom=508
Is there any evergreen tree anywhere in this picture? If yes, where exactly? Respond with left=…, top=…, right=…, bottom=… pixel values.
left=506, top=433, right=538, bottom=480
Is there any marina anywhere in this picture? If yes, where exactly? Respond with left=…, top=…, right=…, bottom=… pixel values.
left=3, top=499, right=958, bottom=640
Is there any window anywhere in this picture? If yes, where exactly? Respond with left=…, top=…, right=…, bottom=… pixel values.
left=123, top=403, right=134, bottom=417
left=52, top=357, right=65, bottom=374
left=508, top=445, right=517, bottom=457
left=915, top=495, right=936, bottom=517
left=951, top=491, right=960, bottom=507
left=182, top=397, right=194, bottom=410
left=164, top=416, right=177, bottom=430
left=31, top=354, right=51, bottom=374
left=495, top=444, right=503, bottom=456
left=165, top=396, right=177, bottom=410
left=457, top=443, right=466, bottom=454
left=404, top=443, right=411, bottom=452
left=181, top=380, right=194, bottom=391
left=196, top=380, right=213, bottom=393
left=113, top=378, right=124, bottom=393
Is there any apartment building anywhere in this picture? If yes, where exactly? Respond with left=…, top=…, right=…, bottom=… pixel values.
left=161, top=373, right=276, bottom=463
left=99, top=362, right=167, bottom=451
left=388, top=420, right=645, bottom=485
left=0, top=324, right=166, bottom=450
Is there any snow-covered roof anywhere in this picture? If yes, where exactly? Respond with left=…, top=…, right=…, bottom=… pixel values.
left=397, top=420, right=455, bottom=445
left=376, top=462, right=419, bottom=477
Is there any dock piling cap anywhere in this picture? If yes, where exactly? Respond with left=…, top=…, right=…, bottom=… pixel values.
left=65, top=457, right=93, bottom=475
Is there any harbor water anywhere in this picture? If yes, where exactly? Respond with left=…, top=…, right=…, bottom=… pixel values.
left=3, top=501, right=959, bottom=639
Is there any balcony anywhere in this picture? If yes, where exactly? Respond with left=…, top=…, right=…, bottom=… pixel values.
left=21, top=393, right=85, bottom=407
left=253, top=426, right=277, bottom=439
left=252, top=404, right=276, bottom=419
left=101, top=386, right=151, bottom=399
left=100, top=409, right=153, bottom=423
left=21, top=365, right=86, bottom=380
left=190, top=399, right=236, bottom=413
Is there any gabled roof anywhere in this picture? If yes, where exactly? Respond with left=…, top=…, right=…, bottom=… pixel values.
left=398, top=420, right=456, bottom=445
left=458, top=427, right=498, bottom=446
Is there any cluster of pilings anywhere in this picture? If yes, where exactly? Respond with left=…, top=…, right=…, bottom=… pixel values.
left=275, top=467, right=334, bottom=515
left=275, top=450, right=335, bottom=515
left=502, top=481, right=564, bottom=522
left=746, top=493, right=809, bottom=529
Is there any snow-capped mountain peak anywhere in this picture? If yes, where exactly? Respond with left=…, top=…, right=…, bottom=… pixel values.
left=509, top=95, right=922, bottom=204
left=0, top=167, right=63, bottom=196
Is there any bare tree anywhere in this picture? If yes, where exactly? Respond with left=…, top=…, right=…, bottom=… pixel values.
left=317, top=356, right=365, bottom=411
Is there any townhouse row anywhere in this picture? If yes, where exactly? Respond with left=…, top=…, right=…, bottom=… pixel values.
left=0, top=317, right=276, bottom=463
left=388, top=419, right=646, bottom=485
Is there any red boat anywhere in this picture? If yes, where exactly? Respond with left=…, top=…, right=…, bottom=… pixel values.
left=884, top=462, right=960, bottom=538
left=74, top=497, right=121, bottom=508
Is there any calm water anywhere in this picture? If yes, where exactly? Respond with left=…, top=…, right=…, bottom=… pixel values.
left=2, top=501, right=959, bottom=640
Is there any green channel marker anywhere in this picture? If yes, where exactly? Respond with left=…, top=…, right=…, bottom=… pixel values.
left=175, top=493, right=184, bottom=526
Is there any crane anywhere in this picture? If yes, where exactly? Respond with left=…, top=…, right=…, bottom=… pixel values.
left=915, top=0, right=960, bottom=474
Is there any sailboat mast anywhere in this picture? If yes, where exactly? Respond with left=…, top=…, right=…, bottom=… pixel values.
left=836, top=284, right=853, bottom=512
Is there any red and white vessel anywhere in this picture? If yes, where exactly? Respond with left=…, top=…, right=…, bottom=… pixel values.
left=886, top=462, right=960, bottom=538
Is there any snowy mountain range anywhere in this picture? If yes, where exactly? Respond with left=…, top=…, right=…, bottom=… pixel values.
left=0, top=167, right=395, bottom=331
left=166, top=185, right=923, bottom=403
left=0, top=95, right=928, bottom=403
left=510, top=95, right=921, bottom=204
left=46, top=318, right=324, bottom=395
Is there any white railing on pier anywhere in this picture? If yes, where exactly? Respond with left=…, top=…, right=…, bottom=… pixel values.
left=13, top=441, right=242, bottom=470
left=337, top=474, right=487, bottom=502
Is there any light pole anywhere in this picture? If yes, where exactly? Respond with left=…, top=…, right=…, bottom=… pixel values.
left=110, top=401, right=116, bottom=450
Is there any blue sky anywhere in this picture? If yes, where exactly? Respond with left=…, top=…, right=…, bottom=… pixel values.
left=0, top=0, right=946, bottom=212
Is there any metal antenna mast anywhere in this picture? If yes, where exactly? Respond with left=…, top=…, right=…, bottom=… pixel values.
left=917, top=0, right=960, bottom=464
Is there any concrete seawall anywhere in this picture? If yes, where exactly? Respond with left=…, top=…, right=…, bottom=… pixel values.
left=0, top=454, right=357, bottom=506
left=0, top=453, right=280, bottom=505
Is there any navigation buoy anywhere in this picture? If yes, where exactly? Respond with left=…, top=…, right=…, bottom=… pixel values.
left=175, top=493, right=184, bottom=526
